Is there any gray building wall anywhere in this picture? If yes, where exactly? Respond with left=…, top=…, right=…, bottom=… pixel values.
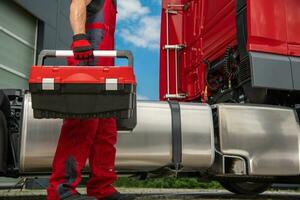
left=13, top=0, right=72, bottom=65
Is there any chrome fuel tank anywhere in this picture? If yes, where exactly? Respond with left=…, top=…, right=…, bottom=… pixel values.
left=20, top=94, right=214, bottom=173
left=217, top=104, right=300, bottom=176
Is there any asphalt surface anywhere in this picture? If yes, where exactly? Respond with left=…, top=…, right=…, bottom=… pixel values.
left=0, top=189, right=300, bottom=200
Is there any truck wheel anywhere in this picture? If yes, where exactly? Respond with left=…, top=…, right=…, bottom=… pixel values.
left=0, top=90, right=10, bottom=173
left=0, top=111, right=8, bottom=173
left=219, top=181, right=270, bottom=195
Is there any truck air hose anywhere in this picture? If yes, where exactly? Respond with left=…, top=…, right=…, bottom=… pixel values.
left=224, top=47, right=239, bottom=80
left=205, top=61, right=220, bottom=92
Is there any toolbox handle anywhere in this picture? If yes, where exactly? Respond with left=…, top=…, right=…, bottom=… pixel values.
left=37, top=50, right=134, bottom=67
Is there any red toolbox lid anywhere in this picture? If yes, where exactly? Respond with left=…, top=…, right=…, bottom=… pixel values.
left=29, top=66, right=136, bottom=85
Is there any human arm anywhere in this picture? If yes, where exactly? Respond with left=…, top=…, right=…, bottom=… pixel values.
left=70, top=0, right=91, bottom=35
left=69, top=0, right=93, bottom=60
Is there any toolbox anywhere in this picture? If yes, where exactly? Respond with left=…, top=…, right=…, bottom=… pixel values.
left=29, top=50, right=136, bottom=130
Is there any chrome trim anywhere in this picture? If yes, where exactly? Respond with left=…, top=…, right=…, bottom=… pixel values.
left=164, top=45, right=185, bottom=50
left=165, top=7, right=185, bottom=99
left=168, top=4, right=186, bottom=8
left=165, top=94, right=186, bottom=99
left=166, top=8, right=170, bottom=95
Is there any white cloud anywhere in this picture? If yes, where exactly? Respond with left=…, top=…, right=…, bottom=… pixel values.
left=117, top=0, right=150, bottom=21
left=116, top=0, right=161, bottom=50
left=119, top=15, right=161, bottom=50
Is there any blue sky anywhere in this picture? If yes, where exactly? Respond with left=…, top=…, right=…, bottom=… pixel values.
left=115, top=0, right=162, bottom=100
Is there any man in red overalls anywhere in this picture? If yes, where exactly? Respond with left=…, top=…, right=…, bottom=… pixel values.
left=47, top=1, right=134, bottom=200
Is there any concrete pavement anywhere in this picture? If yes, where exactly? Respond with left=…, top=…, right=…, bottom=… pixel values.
left=0, top=188, right=300, bottom=200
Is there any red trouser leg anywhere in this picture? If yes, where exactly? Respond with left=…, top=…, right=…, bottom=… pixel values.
left=87, top=118, right=118, bottom=199
left=47, top=119, right=99, bottom=200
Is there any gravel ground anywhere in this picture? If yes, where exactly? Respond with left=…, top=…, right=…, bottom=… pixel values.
left=0, top=188, right=300, bottom=200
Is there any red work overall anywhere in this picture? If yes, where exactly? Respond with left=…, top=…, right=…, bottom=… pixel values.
left=47, top=1, right=118, bottom=199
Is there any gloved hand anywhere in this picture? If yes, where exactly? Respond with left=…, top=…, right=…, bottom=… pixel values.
left=72, top=34, right=93, bottom=61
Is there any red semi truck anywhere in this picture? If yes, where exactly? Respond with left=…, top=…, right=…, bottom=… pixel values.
left=0, top=0, right=300, bottom=195
left=160, top=0, right=300, bottom=106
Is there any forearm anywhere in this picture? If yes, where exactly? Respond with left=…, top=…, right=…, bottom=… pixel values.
left=70, top=0, right=91, bottom=35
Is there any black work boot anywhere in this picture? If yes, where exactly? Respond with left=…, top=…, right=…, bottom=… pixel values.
left=103, top=192, right=136, bottom=200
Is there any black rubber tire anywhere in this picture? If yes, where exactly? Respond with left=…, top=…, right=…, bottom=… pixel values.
left=0, top=90, right=10, bottom=120
left=0, top=90, right=10, bottom=174
left=0, top=111, right=8, bottom=173
left=219, top=181, right=270, bottom=195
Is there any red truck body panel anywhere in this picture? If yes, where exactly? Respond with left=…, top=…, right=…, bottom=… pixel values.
left=160, top=0, right=237, bottom=101
left=201, top=0, right=237, bottom=61
left=248, top=0, right=300, bottom=57
left=160, top=0, right=300, bottom=101
left=286, top=0, right=300, bottom=57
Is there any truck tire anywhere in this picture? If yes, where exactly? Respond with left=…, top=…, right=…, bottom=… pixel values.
left=219, top=181, right=270, bottom=195
left=0, top=90, right=10, bottom=174
left=0, top=111, right=8, bottom=173
left=0, top=90, right=10, bottom=120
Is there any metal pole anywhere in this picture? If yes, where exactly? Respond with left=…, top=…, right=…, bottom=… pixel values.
left=166, top=9, right=170, bottom=97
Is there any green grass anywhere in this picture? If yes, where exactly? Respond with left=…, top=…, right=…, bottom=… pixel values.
left=114, top=177, right=222, bottom=189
